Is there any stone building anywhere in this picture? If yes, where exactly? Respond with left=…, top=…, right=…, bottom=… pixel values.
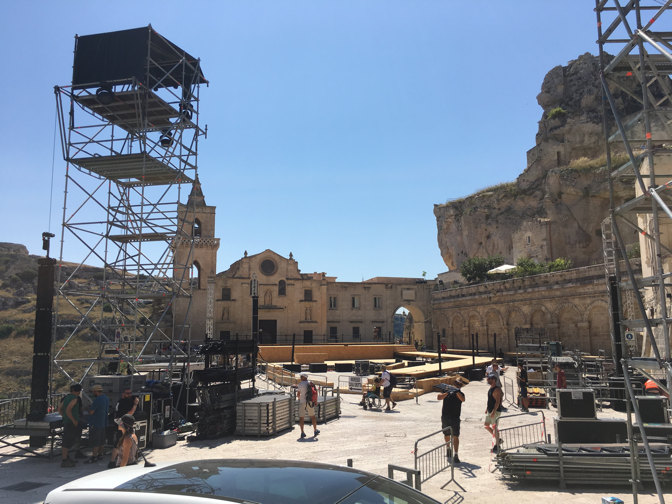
left=214, top=250, right=433, bottom=345
left=432, top=264, right=612, bottom=355
left=512, top=218, right=553, bottom=264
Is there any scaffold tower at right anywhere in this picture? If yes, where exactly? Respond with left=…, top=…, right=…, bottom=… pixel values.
left=597, top=2, right=672, bottom=502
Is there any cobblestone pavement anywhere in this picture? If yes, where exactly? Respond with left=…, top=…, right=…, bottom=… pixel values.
left=0, top=372, right=659, bottom=503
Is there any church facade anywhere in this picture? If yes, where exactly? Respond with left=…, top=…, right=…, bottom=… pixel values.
left=172, top=181, right=433, bottom=346
left=213, top=250, right=433, bottom=345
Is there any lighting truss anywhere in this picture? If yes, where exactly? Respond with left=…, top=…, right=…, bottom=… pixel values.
left=52, top=26, right=207, bottom=389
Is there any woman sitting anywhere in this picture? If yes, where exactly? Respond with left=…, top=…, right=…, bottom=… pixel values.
left=108, top=414, right=138, bottom=468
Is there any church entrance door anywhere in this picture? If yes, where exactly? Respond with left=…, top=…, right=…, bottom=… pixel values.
left=259, top=320, right=277, bottom=344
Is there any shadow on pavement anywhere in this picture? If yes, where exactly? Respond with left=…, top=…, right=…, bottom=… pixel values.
left=456, top=462, right=480, bottom=478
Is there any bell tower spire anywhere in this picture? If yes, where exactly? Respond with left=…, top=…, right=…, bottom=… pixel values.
left=174, top=174, right=220, bottom=342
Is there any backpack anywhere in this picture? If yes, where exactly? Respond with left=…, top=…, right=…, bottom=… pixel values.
left=306, top=381, right=318, bottom=405
left=389, top=373, right=398, bottom=388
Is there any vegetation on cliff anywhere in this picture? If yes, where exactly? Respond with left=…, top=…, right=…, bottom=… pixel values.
left=459, top=255, right=572, bottom=284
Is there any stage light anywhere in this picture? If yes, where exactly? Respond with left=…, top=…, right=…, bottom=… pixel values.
left=179, top=102, right=193, bottom=121
left=95, top=86, right=114, bottom=105
left=159, top=129, right=173, bottom=148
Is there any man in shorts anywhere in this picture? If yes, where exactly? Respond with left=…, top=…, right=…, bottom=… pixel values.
left=437, top=377, right=465, bottom=464
left=86, top=384, right=109, bottom=463
left=296, top=373, right=319, bottom=438
left=380, top=366, right=397, bottom=411
left=59, top=383, right=82, bottom=467
left=484, top=373, right=503, bottom=453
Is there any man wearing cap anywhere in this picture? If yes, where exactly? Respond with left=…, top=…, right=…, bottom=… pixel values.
left=437, top=377, right=466, bottom=464
left=296, top=373, right=320, bottom=439
left=86, top=384, right=109, bottom=463
left=59, top=383, right=82, bottom=468
left=484, top=373, right=503, bottom=453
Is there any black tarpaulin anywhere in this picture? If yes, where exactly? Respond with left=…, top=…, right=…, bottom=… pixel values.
left=72, top=25, right=206, bottom=89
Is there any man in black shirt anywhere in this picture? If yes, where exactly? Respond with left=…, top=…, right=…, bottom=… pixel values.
left=437, top=377, right=465, bottom=464
left=517, top=362, right=530, bottom=412
left=484, top=373, right=503, bottom=453
left=115, top=388, right=139, bottom=419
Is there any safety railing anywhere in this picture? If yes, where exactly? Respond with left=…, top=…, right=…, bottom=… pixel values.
left=0, top=394, right=67, bottom=427
left=413, top=427, right=456, bottom=487
left=256, top=359, right=292, bottom=392
left=388, top=464, right=422, bottom=490
left=497, top=411, right=547, bottom=452
left=397, top=376, right=420, bottom=404
left=502, top=375, right=516, bottom=408
left=338, top=375, right=366, bottom=393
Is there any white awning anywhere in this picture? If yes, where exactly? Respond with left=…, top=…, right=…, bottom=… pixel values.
left=487, top=264, right=516, bottom=274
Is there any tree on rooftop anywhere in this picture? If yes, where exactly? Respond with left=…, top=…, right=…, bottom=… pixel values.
left=460, top=255, right=505, bottom=283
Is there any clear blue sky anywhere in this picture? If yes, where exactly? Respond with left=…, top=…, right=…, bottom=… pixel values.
left=0, top=1, right=598, bottom=281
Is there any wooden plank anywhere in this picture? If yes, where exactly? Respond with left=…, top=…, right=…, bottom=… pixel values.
left=395, top=350, right=482, bottom=359
left=390, top=355, right=493, bottom=379
left=323, top=358, right=397, bottom=366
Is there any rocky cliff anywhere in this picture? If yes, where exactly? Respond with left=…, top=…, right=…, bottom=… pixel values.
left=434, top=53, right=640, bottom=271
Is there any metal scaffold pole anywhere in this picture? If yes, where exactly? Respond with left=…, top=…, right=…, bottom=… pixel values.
left=597, top=3, right=672, bottom=503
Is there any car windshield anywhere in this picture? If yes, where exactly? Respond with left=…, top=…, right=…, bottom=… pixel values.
left=116, top=460, right=377, bottom=504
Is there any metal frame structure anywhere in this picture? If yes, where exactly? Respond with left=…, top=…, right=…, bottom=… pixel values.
left=597, top=2, right=672, bottom=503
left=51, top=26, right=207, bottom=392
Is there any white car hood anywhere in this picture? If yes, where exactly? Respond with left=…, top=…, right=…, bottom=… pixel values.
left=52, top=462, right=173, bottom=491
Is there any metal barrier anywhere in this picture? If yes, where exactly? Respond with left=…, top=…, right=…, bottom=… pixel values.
left=0, top=394, right=66, bottom=427
left=502, top=375, right=516, bottom=408
left=388, top=464, right=422, bottom=490
left=413, top=426, right=462, bottom=490
left=497, top=411, right=547, bottom=452
left=338, top=375, right=366, bottom=393
left=397, top=377, right=420, bottom=404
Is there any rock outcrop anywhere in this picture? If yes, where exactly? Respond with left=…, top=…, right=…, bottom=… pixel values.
left=434, top=53, right=640, bottom=271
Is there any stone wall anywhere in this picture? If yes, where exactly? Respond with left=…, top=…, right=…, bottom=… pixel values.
left=432, top=264, right=613, bottom=355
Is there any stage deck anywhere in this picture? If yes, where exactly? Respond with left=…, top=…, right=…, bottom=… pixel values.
left=389, top=354, right=494, bottom=379
left=395, top=349, right=493, bottom=359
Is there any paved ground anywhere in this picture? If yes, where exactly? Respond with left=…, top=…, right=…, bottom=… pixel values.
left=0, top=371, right=662, bottom=504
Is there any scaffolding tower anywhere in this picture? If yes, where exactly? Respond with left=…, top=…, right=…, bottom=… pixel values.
left=597, top=2, right=672, bottom=502
left=52, top=26, right=207, bottom=390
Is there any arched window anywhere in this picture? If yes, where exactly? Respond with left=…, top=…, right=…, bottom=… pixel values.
left=192, top=260, right=201, bottom=290
left=278, top=280, right=286, bottom=296
left=194, top=218, right=202, bottom=238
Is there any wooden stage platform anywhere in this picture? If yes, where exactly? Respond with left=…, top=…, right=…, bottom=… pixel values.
left=389, top=354, right=493, bottom=379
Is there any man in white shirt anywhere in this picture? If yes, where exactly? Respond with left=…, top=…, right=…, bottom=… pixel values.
left=380, top=366, right=397, bottom=411
left=485, top=360, right=507, bottom=387
left=296, top=373, right=320, bottom=438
